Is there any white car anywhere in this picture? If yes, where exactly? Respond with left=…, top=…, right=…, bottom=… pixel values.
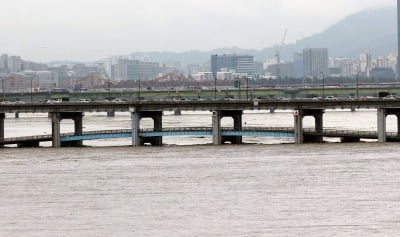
left=325, top=96, right=337, bottom=100
left=112, top=99, right=124, bottom=104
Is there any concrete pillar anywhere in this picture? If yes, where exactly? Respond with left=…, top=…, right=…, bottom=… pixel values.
left=396, top=113, right=400, bottom=137
left=212, top=110, right=222, bottom=145
left=314, top=112, right=324, bottom=143
left=174, top=109, right=182, bottom=116
left=152, top=112, right=163, bottom=146
left=231, top=111, right=243, bottom=144
left=50, top=112, right=61, bottom=148
left=294, top=110, right=303, bottom=144
left=0, top=113, right=5, bottom=148
left=314, top=114, right=323, bottom=132
left=73, top=113, right=83, bottom=147
left=131, top=112, right=141, bottom=147
left=377, top=108, right=387, bottom=143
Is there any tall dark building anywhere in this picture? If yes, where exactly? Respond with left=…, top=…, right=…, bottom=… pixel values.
left=211, top=54, right=255, bottom=76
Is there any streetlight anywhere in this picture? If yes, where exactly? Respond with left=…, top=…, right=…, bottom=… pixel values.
left=105, top=75, right=111, bottom=100
left=356, top=71, right=361, bottom=99
left=213, top=73, right=217, bottom=99
left=245, top=75, right=249, bottom=100
left=320, top=72, right=325, bottom=98
left=138, top=74, right=141, bottom=102
left=30, top=76, right=34, bottom=103
left=1, top=77, right=4, bottom=101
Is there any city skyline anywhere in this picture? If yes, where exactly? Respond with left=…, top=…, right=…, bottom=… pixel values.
left=0, top=0, right=395, bottom=62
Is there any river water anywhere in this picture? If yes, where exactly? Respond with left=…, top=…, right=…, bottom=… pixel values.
left=1, top=110, right=400, bottom=236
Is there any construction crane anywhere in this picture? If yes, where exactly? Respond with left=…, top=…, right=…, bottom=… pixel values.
left=275, top=29, right=288, bottom=79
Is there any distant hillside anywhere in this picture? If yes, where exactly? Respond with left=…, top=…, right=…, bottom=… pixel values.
left=129, top=7, right=398, bottom=64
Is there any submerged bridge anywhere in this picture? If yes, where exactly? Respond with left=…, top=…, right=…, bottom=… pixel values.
left=1, top=99, right=400, bottom=147
left=2, top=127, right=400, bottom=147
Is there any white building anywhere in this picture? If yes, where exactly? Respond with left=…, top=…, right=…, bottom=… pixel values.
left=359, top=53, right=372, bottom=77
left=8, top=56, right=22, bottom=72
left=192, top=72, right=214, bottom=81
left=0, top=54, right=8, bottom=70
left=342, top=60, right=361, bottom=78
left=303, top=48, right=328, bottom=78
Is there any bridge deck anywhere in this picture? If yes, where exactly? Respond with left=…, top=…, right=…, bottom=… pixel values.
left=1, top=127, right=400, bottom=145
left=2, top=99, right=400, bottom=113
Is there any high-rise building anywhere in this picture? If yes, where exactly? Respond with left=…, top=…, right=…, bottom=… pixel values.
left=303, top=48, right=328, bottom=78
left=342, top=60, right=361, bottom=78
left=359, top=53, right=372, bottom=77
left=8, top=56, right=22, bottom=72
left=111, top=59, right=160, bottom=81
left=0, top=54, right=8, bottom=70
left=211, top=54, right=255, bottom=77
left=293, top=53, right=304, bottom=79
left=266, top=62, right=294, bottom=79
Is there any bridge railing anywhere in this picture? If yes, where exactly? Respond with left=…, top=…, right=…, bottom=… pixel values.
left=303, top=128, right=399, bottom=138
left=139, top=127, right=295, bottom=133
left=3, top=127, right=400, bottom=144
left=3, top=134, right=52, bottom=142
left=140, top=127, right=212, bottom=132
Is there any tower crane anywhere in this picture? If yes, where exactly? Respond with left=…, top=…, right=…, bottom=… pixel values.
left=275, top=29, right=288, bottom=79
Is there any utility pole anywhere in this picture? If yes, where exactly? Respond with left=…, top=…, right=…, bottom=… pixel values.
left=356, top=71, right=360, bottom=99
left=213, top=73, right=217, bottom=99
left=246, top=75, right=249, bottom=100
left=107, top=75, right=111, bottom=100
left=320, top=72, right=325, bottom=98
left=30, top=77, right=33, bottom=103
left=138, top=74, right=141, bottom=101
left=1, top=77, right=5, bottom=101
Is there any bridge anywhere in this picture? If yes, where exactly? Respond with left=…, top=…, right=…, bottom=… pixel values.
left=2, top=127, right=399, bottom=147
left=1, top=99, right=400, bottom=147
left=4, top=86, right=400, bottom=102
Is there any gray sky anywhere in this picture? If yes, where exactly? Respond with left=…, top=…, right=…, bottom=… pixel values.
left=0, top=0, right=395, bottom=62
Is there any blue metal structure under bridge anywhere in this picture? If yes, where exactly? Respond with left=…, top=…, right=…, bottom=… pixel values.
left=59, top=127, right=295, bottom=142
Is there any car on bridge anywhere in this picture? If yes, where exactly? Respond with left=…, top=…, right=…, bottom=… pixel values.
left=325, top=96, right=338, bottom=100
left=112, top=99, right=124, bottom=104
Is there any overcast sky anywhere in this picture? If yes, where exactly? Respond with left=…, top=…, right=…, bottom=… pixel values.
left=0, top=0, right=395, bottom=62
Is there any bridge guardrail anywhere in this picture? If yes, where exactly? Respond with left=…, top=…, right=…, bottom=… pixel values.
left=3, top=127, right=400, bottom=144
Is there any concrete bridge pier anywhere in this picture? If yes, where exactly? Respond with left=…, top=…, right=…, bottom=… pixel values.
left=377, top=108, right=387, bottom=143
left=212, top=111, right=222, bottom=145
left=0, top=113, right=5, bottom=148
left=72, top=115, right=84, bottom=147
left=131, top=110, right=163, bottom=146
left=131, top=111, right=140, bottom=146
left=50, top=112, right=84, bottom=148
left=377, top=108, right=400, bottom=143
left=51, top=112, right=61, bottom=148
left=294, top=109, right=324, bottom=144
left=174, top=109, right=182, bottom=116
left=212, top=110, right=243, bottom=145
